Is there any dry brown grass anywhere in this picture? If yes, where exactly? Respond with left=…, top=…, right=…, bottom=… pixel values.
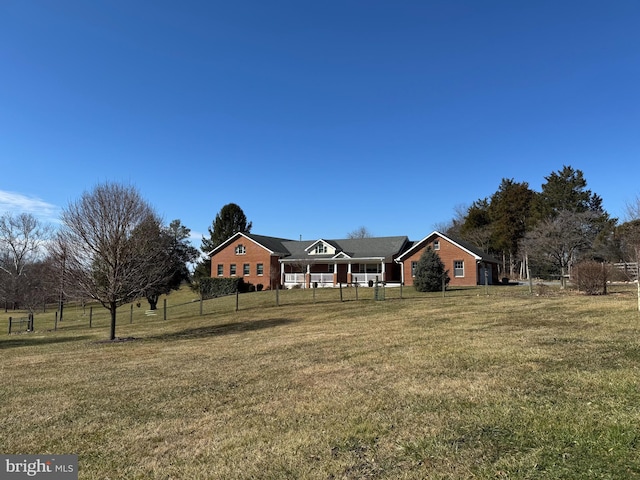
left=1, top=284, right=640, bottom=479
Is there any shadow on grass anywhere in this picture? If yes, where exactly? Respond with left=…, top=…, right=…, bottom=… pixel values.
left=0, top=334, right=92, bottom=349
left=149, top=317, right=300, bottom=341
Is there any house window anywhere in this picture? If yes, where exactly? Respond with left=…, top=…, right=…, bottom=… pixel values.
left=243, top=263, right=250, bottom=276
left=257, top=263, right=264, bottom=276
left=314, top=244, right=327, bottom=254
left=235, top=244, right=246, bottom=255
left=411, top=261, right=418, bottom=277
left=230, top=264, right=236, bottom=276
left=454, top=260, right=464, bottom=277
left=365, top=264, right=381, bottom=273
left=433, top=240, right=440, bottom=250
left=217, top=264, right=223, bottom=276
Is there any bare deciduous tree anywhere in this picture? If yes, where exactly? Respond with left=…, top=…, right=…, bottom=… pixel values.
left=625, top=195, right=640, bottom=222
left=0, top=213, right=52, bottom=309
left=347, top=226, right=373, bottom=239
left=59, top=182, right=169, bottom=340
left=523, top=210, right=598, bottom=288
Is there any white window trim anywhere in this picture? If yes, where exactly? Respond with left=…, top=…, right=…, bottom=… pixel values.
left=454, top=260, right=464, bottom=277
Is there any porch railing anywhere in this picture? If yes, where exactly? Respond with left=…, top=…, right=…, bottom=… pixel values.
left=284, top=273, right=305, bottom=285
left=284, top=272, right=384, bottom=286
left=351, top=273, right=382, bottom=285
left=310, top=273, right=334, bottom=285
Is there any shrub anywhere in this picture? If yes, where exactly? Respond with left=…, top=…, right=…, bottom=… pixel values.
left=414, top=246, right=450, bottom=292
left=571, top=261, right=609, bottom=295
left=199, top=278, right=247, bottom=299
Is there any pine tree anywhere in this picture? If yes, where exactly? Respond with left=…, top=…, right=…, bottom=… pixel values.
left=193, top=203, right=252, bottom=285
left=414, top=246, right=449, bottom=292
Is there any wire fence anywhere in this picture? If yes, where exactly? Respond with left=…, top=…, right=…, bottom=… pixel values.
left=4, top=282, right=638, bottom=336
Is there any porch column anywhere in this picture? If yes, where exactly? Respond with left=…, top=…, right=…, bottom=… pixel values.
left=280, top=261, right=284, bottom=288
left=381, top=261, right=386, bottom=282
left=347, top=262, right=353, bottom=284
left=332, top=263, right=337, bottom=286
left=306, top=264, right=311, bottom=289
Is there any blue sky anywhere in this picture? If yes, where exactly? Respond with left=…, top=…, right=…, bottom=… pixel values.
left=1, top=1, right=638, bottom=247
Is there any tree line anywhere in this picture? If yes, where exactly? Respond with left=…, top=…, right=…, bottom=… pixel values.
left=0, top=183, right=251, bottom=341
left=442, top=165, right=639, bottom=286
left=2, top=171, right=639, bottom=340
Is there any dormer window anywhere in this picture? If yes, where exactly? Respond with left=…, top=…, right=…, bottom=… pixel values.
left=235, top=244, right=246, bottom=255
left=314, top=244, right=327, bottom=254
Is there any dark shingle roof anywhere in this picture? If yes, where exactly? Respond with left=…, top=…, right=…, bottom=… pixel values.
left=244, top=233, right=293, bottom=255
left=281, top=236, right=409, bottom=261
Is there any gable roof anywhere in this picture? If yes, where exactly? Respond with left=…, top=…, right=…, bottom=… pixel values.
left=282, top=236, right=409, bottom=262
left=208, top=232, right=293, bottom=257
left=209, top=233, right=410, bottom=262
left=304, top=239, right=341, bottom=253
left=395, top=231, right=499, bottom=263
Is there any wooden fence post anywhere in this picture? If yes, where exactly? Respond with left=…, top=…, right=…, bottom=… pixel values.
left=130, top=304, right=134, bottom=324
left=339, top=283, right=343, bottom=302
left=89, top=306, right=93, bottom=328
left=8, top=317, right=11, bottom=335
left=235, top=290, right=239, bottom=312
left=163, top=299, right=167, bottom=320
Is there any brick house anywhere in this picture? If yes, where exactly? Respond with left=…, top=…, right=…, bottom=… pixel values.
left=209, top=231, right=499, bottom=289
left=208, top=233, right=408, bottom=289
left=395, top=231, right=500, bottom=287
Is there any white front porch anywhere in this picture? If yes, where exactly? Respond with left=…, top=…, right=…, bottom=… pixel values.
left=281, top=260, right=387, bottom=288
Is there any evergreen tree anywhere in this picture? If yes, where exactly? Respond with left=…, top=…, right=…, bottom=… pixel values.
left=535, top=165, right=593, bottom=218
left=194, top=203, right=252, bottom=284
left=143, top=219, right=199, bottom=310
left=459, top=198, right=492, bottom=253
left=414, top=246, right=449, bottom=292
left=488, top=179, right=536, bottom=276
left=201, top=203, right=253, bottom=253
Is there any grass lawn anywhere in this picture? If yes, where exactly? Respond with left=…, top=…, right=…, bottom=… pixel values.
left=1, top=285, right=639, bottom=479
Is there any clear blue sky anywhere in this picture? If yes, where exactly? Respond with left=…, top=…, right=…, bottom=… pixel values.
left=1, top=1, right=638, bottom=247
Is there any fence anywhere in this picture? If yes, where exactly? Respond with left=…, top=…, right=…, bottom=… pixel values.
left=6, top=282, right=596, bottom=336
left=613, top=262, right=638, bottom=280
left=8, top=314, right=34, bottom=334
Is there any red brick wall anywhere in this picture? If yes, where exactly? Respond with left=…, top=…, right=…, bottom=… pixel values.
left=401, top=235, right=479, bottom=287
left=210, top=238, right=279, bottom=289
